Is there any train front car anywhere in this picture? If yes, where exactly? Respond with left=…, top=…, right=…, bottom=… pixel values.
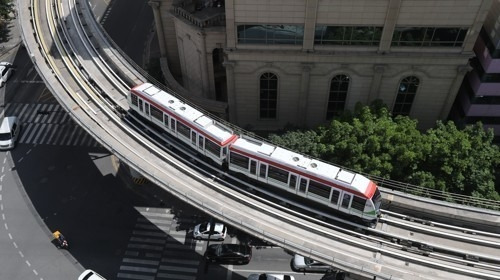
left=128, top=83, right=238, bottom=166
left=228, top=136, right=381, bottom=226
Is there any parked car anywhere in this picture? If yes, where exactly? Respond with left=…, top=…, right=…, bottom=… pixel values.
left=205, top=243, right=252, bottom=264
left=0, top=62, right=14, bottom=87
left=248, top=273, right=295, bottom=280
left=193, top=222, right=227, bottom=241
left=0, top=116, right=20, bottom=150
left=292, top=254, right=333, bottom=273
left=78, top=269, right=107, bottom=280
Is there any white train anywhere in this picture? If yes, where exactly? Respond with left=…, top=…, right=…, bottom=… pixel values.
left=128, top=83, right=382, bottom=224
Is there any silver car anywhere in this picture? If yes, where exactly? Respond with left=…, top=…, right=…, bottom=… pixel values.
left=292, top=254, right=333, bottom=273
left=193, top=222, right=227, bottom=241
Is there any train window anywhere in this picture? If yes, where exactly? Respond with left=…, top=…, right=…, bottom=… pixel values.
left=170, top=118, right=176, bottom=131
left=205, top=139, right=221, bottom=156
left=299, top=178, right=307, bottom=193
left=139, top=99, right=143, bottom=112
left=150, top=105, right=163, bottom=122
left=308, top=180, right=331, bottom=201
left=222, top=147, right=227, bottom=156
left=145, top=103, right=150, bottom=115
left=351, top=196, right=366, bottom=212
left=289, top=174, right=297, bottom=189
left=198, top=135, right=203, bottom=149
left=230, top=152, right=249, bottom=169
left=259, top=164, right=267, bottom=178
left=250, top=160, right=256, bottom=175
left=268, top=165, right=289, bottom=184
left=341, top=193, right=351, bottom=208
left=131, top=94, right=138, bottom=106
left=191, top=131, right=196, bottom=145
left=331, top=190, right=340, bottom=204
left=177, top=122, right=191, bottom=139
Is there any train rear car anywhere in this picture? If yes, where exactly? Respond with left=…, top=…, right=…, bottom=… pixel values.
left=128, top=83, right=238, bottom=165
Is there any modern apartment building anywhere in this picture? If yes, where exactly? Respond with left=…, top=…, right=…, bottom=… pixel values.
left=149, top=0, right=492, bottom=132
left=449, top=0, right=500, bottom=139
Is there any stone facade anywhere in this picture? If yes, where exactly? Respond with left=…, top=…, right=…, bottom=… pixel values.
left=152, top=0, right=493, bottom=131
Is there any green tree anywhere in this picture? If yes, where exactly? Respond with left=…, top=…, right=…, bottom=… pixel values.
left=318, top=102, right=427, bottom=179
left=0, top=0, right=14, bottom=42
left=415, top=121, right=500, bottom=200
left=268, top=101, right=500, bottom=201
left=268, top=129, right=326, bottom=159
left=0, top=0, right=13, bottom=22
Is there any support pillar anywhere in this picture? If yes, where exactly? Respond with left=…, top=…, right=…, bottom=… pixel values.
left=439, top=64, right=472, bottom=119
left=199, top=32, right=210, bottom=98
left=368, top=65, right=386, bottom=102
left=298, top=64, right=312, bottom=127
left=378, top=0, right=401, bottom=52
left=224, top=61, right=237, bottom=124
left=148, top=0, right=167, bottom=57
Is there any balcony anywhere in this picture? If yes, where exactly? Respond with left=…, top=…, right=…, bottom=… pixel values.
left=467, top=70, right=500, bottom=96
left=474, top=31, right=500, bottom=73
left=174, top=0, right=225, bottom=28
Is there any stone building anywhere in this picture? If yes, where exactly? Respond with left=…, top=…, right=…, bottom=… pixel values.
left=449, top=0, right=500, bottom=139
left=149, top=0, right=492, bottom=132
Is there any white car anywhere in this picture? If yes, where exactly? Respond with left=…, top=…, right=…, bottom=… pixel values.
left=292, top=254, right=333, bottom=273
left=0, top=116, right=20, bottom=150
left=0, top=62, right=14, bottom=87
left=78, top=269, right=107, bottom=280
left=193, top=222, right=227, bottom=241
left=247, top=273, right=295, bottom=280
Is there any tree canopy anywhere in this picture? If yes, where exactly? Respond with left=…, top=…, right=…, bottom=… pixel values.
left=268, top=101, right=500, bottom=201
left=0, top=0, right=13, bottom=22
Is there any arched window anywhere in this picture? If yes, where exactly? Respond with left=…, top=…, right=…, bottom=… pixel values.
left=326, top=74, right=349, bottom=119
left=393, top=76, right=419, bottom=116
left=260, top=73, right=278, bottom=119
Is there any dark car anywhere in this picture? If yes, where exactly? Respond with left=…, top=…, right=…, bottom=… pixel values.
left=205, top=243, right=252, bottom=264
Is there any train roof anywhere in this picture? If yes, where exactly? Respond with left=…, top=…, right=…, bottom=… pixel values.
left=132, top=83, right=235, bottom=145
left=230, top=137, right=377, bottom=199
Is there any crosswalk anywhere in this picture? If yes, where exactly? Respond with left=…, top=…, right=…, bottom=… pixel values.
left=3, top=103, right=101, bottom=147
left=117, top=207, right=210, bottom=280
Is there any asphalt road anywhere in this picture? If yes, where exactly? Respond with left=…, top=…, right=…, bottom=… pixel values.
left=0, top=2, right=327, bottom=280
left=100, top=0, right=154, bottom=66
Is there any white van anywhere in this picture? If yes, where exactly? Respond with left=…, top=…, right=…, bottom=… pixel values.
left=0, top=116, right=20, bottom=150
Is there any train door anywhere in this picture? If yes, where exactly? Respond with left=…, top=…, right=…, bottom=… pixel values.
left=330, top=189, right=341, bottom=209
left=249, top=160, right=257, bottom=179
left=191, top=131, right=197, bottom=147
left=170, top=118, right=176, bottom=136
left=145, top=103, right=150, bottom=118
left=298, top=178, right=308, bottom=196
left=198, top=135, right=204, bottom=154
left=340, top=193, right=352, bottom=214
left=138, top=99, right=144, bottom=113
left=258, top=163, right=267, bottom=182
left=288, top=174, right=298, bottom=193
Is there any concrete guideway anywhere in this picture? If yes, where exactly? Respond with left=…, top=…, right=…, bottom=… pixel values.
left=16, top=0, right=500, bottom=279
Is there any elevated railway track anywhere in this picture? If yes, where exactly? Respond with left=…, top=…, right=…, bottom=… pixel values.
left=16, top=0, right=500, bottom=278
